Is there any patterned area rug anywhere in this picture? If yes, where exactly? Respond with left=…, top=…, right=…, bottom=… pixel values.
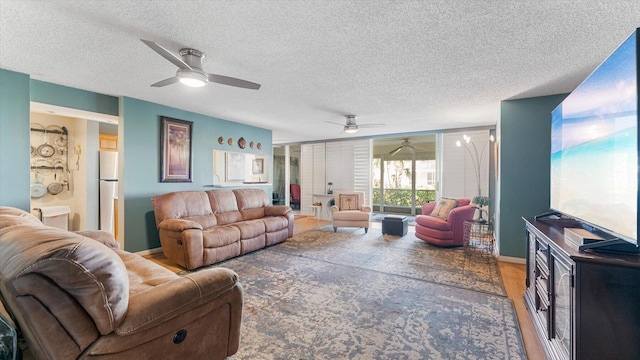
left=210, top=227, right=525, bottom=359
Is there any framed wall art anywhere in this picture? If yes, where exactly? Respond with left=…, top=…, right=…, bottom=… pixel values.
left=160, top=116, right=193, bottom=182
left=252, top=158, right=264, bottom=174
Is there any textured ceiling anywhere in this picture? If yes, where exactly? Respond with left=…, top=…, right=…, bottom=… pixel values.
left=1, top=1, right=638, bottom=144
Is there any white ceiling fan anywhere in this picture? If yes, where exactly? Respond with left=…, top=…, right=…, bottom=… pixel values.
left=325, top=115, right=385, bottom=134
left=389, top=138, right=429, bottom=156
left=141, top=39, right=261, bottom=90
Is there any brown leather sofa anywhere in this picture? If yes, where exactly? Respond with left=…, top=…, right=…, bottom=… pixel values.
left=0, top=206, right=243, bottom=360
left=152, top=188, right=294, bottom=270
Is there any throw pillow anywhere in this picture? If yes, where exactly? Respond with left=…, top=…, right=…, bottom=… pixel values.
left=430, top=198, right=458, bottom=220
left=339, top=194, right=360, bottom=210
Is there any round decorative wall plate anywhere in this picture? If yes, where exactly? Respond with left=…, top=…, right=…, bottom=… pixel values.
left=257, top=142, right=262, bottom=150
left=37, top=143, right=55, bottom=157
left=218, top=136, right=224, bottom=144
left=249, top=141, right=255, bottom=149
left=227, top=137, right=233, bottom=146
left=238, top=137, right=246, bottom=149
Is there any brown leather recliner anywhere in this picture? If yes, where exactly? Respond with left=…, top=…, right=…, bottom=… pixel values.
left=0, top=206, right=243, bottom=360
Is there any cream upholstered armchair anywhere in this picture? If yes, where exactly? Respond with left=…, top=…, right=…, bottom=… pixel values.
left=330, top=191, right=372, bottom=233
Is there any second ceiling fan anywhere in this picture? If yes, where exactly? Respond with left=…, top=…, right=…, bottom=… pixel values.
left=389, top=138, right=429, bottom=156
left=325, top=115, right=385, bottom=134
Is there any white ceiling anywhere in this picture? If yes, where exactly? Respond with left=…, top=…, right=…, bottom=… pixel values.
left=1, top=1, right=638, bottom=144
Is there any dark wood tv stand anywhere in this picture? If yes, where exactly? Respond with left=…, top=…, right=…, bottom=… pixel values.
left=524, top=218, right=640, bottom=360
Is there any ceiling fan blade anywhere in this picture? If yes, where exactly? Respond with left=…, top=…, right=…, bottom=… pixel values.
left=358, top=123, right=386, bottom=128
left=325, top=121, right=346, bottom=126
left=141, top=39, right=192, bottom=70
left=389, top=146, right=403, bottom=156
left=151, top=77, right=180, bottom=87
left=208, top=74, right=261, bottom=90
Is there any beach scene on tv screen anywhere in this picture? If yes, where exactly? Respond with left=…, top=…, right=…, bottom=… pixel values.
left=550, top=32, right=637, bottom=242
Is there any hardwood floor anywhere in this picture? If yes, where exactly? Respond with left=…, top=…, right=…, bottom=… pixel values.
left=146, top=216, right=546, bottom=359
left=499, top=260, right=546, bottom=359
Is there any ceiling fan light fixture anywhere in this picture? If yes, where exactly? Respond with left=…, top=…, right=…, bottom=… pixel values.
left=176, top=69, right=208, bottom=87
left=344, top=125, right=359, bottom=133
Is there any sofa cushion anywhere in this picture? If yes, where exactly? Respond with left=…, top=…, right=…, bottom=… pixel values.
left=430, top=198, right=458, bottom=220
left=203, top=225, right=242, bottom=248
left=206, top=190, right=243, bottom=225
left=332, top=210, right=369, bottom=221
left=152, top=191, right=215, bottom=228
left=118, top=250, right=178, bottom=297
left=234, top=219, right=266, bottom=240
left=233, top=189, right=269, bottom=220
left=261, top=216, right=289, bottom=233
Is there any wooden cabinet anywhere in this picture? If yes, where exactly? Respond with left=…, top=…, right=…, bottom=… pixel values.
left=99, top=134, right=117, bottom=151
left=524, top=218, right=640, bottom=360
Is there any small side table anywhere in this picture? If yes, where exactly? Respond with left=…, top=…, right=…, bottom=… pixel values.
left=463, top=220, right=494, bottom=255
left=309, top=205, right=322, bottom=219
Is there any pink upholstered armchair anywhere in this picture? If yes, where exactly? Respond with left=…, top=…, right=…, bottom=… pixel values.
left=415, top=198, right=476, bottom=247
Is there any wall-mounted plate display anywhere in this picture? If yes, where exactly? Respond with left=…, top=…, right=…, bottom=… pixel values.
left=250, top=141, right=255, bottom=149
left=36, top=143, right=55, bottom=157
left=257, top=143, right=262, bottom=150
left=227, top=137, right=233, bottom=146
left=218, top=136, right=224, bottom=144
left=238, top=137, right=246, bottom=149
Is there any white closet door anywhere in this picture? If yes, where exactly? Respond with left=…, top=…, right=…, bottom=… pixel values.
left=301, top=140, right=372, bottom=212
left=300, top=143, right=326, bottom=215
left=353, top=139, right=372, bottom=203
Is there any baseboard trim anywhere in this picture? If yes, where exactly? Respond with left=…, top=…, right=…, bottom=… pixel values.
left=135, top=247, right=163, bottom=256
left=497, top=255, right=525, bottom=264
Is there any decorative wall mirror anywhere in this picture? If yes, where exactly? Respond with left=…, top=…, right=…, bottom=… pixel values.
left=213, top=150, right=269, bottom=185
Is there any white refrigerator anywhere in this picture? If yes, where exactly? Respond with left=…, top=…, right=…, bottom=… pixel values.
left=99, top=151, right=118, bottom=233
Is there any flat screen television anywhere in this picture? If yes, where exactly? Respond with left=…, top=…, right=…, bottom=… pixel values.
left=550, top=28, right=639, bottom=253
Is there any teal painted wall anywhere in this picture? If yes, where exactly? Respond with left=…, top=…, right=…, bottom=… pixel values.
left=498, top=94, right=568, bottom=258
left=30, top=79, right=118, bottom=116
left=121, top=97, right=273, bottom=252
left=0, top=69, right=31, bottom=209
left=0, top=70, right=273, bottom=253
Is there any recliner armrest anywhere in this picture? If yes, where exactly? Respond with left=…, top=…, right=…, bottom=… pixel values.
left=158, top=219, right=203, bottom=232
left=265, top=205, right=291, bottom=217
left=115, top=268, right=239, bottom=335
